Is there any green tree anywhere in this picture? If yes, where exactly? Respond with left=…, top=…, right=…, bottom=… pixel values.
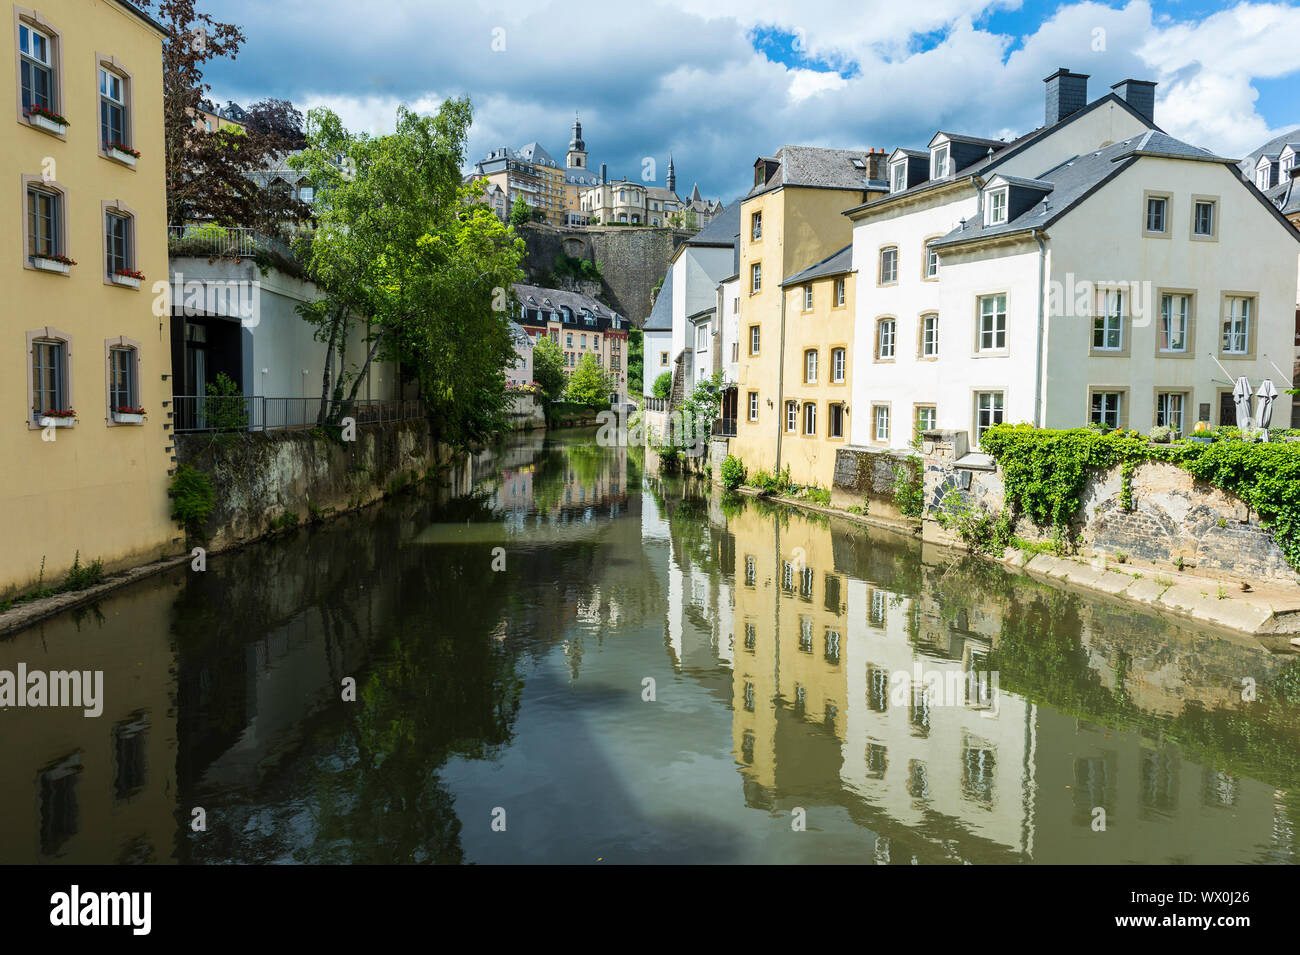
left=509, top=194, right=530, bottom=227
left=290, top=100, right=525, bottom=446
left=652, top=371, right=672, bottom=400
left=531, top=336, right=567, bottom=405
left=627, top=326, right=643, bottom=395
left=566, top=354, right=613, bottom=406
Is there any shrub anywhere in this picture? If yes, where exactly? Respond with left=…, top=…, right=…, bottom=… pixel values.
left=1149, top=425, right=1173, bottom=444
left=170, top=464, right=215, bottom=539
left=804, top=485, right=831, bottom=506
left=934, top=489, right=1014, bottom=555
left=720, top=454, right=746, bottom=490
left=652, top=371, right=672, bottom=400
left=891, top=459, right=924, bottom=518
left=62, top=551, right=105, bottom=591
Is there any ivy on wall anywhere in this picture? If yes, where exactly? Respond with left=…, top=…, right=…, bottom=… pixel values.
left=979, top=424, right=1300, bottom=572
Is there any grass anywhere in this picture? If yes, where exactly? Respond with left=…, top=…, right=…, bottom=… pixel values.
left=0, top=552, right=108, bottom=613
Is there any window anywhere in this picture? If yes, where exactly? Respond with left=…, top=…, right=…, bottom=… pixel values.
left=566, top=333, right=573, bottom=348
left=1092, top=289, right=1124, bottom=351
left=874, top=405, right=890, bottom=442
left=834, top=277, right=845, bottom=307
left=659, top=351, right=668, bottom=366
left=890, top=160, right=907, bottom=193
left=785, top=400, right=798, bottom=432
left=748, top=391, right=759, bottom=421
left=977, top=295, right=1006, bottom=351
left=987, top=189, right=1007, bottom=225
left=921, top=313, right=938, bottom=357
left=751, top=211, right=762, bottom=240
left=745, top=555, right=756, bottom=587
left=1222, top=296, right=1251, bottom=354
left=1159, top=293, right=1189, bottom=352
left=1193, top=199, right=1216, bottom=238
left=19, top=22, right=54, bottom=112
left=931, top=144, right=949, bottom=179
left=109, top=346, right=137, bottom=410
left=877, top=319, right=895, bottom=359
left=580, top=334, right=587, bottom=348
left=974, top=391, right=1003, bottom=442
left=30, top=336, right=69, bottom=420
left=749, top=324, right=760, bottom=355
left=1090, top=391, right=1123, bottom=429
left=1146, top=195, right=1167, bottom=233
left=695, top=325, right=706, bottom=351
left=924, top=242, right=939, bottom=279
left=105, top=211, right=131, bottom=275
left=831, top=347, right=846, bottom=383
left=915, top=405, right=937, bottom=436
left=26, top=185, right=61, bottom=259
left=99, top=68, right=126, bottom=147
left=828, top=402, right=844, bottom=439
left=804, top=349, right=818, bottom=383
left=803, top=402, right=817, bottom=436
left=879, top=246, right=898, bottom=284
left=1156, top=392, right=1185, bottom=434
left=803, top=285, right=813, bottom=310
left=751, top=262, right=761, bottom=293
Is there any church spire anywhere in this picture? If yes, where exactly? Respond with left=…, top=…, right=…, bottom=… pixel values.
left=666, top=153, right=676, bottom=194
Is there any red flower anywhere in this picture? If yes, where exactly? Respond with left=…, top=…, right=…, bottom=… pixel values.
left=104, top=140, right=141, bottom=158
left=43, top=409, right=76, bottom=418
left=115, top=406, right=145, bottom=415
left=25, top=104, right=70, bottom=126
left=114, top=268, right=146, bottom=280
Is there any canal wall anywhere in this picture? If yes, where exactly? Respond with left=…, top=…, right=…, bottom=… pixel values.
left=916, top=430, right=1298, bottom=585
left=176, top=419, right=447, bottom=551
left=830, top=446, right=921, bottom=523
left=506, top=393, right=546, bottom=431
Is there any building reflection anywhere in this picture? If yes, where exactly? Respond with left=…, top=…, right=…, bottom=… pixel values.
left=0, top=576, right=179, bottom=864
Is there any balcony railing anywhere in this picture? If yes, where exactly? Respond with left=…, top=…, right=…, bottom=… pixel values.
left=172, top=396, right=425, bottom=434
left=643, top=396, right=669, bottom=413
left=168, top=225, right=302, bottom=260
left=712, top=417, right=737, bottom=437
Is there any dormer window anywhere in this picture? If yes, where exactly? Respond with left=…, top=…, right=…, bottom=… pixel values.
left=987, top=188, right=1008, bottom=226
left=930, top=145, right=950, bottom=179
left=890, top=161, right=907, bottom=193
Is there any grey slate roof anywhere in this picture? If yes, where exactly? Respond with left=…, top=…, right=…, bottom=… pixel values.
left=683, top=200, right=741, bottom=247
left=1266, top=177, right=1300, bottom=216
left=1239, top=127, right=1300, bottom=178
left=643, top=268, right=674, bottom=331
left=931, top=131, right=1233, bottom=249
left=512, top=283, right=623, bottom=323
left=748, top=146, right=877, bottom=198
left=517, top=142, right=560, bottom=168
left=782, top=244, right=854, bottom=286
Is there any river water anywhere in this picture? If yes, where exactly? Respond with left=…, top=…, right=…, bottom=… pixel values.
left=3, top=428, right=1299, bottom=864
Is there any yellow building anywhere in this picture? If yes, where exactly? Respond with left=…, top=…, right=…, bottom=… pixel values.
left=3, top=0, right=176, bottom=594
left=778, top=249, right=856, bottom=487
left=730, top=147, right=887, bottom=487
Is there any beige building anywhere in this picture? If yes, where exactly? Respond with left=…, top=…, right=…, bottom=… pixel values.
left=3, top=0, right=176, bottom=595
left=729, top=147, right=887, bottom=488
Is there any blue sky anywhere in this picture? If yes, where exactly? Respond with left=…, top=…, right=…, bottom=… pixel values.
left=197, top=0, right=1300, bottom=203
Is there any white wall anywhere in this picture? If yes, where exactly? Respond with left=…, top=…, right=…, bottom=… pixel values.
left=720, top=276, right=740, bottom=384
left=643, top=329, right=671, bottom=396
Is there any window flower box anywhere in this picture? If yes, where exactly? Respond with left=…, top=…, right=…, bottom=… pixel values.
left=113, top=412, right=144, bottom=424
left=32, top=254, right=75, bottom=274
left=40, top=410, right=76, bottom=427
left=111, top=268, right=144, bottom=289
left=104, top=141, right=139, bottom=167
left=25, top=105, right=69, bottom=135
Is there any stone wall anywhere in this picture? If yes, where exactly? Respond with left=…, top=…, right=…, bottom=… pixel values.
left=176, top=420, right=445, bottom=551
left=830, top=445, right=920, bottom=522
left=918, top=429, right=1298, bottom=584
left=505, top=393, right=546, bottom=431
left=520, top=223, right=693, bottom=324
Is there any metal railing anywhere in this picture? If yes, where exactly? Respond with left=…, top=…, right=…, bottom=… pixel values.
left=712, top=417, right=737, bottom=437
left=173, top=396, right=425, bottom=433
left=167, top=225, right=304, bottom=260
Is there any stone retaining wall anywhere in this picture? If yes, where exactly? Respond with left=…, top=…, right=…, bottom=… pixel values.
left=830, top=445, right=920, bottom=522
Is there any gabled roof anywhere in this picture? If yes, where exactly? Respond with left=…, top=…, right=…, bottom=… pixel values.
left=747, top=146, right=876, bottom=198
left=930, top=131, right=1294, bottom=250
left=1239, top=127, right=1300, bottom=178
left=682, top=200, right=741, bottom=247
left=781, top=244, right=854, bottom=286
left=930, top=131, right=1006, bottom=149
left=512, top=282, right=623, bottom=324
left=644, top=268, right=674, bottom=331
left=845, top=90, right=1162, bottom=218
left=517, top=142, right=560, bottom=168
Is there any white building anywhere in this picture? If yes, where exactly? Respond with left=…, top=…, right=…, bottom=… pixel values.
left=848, top=70, right=1300, bottom=449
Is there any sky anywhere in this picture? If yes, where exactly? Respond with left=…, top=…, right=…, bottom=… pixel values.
left=196, top=0, right=1300, bottom=202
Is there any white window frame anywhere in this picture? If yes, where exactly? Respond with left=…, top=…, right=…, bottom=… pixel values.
left=890, top=161, right=907, bottom=193
left=987, top=188, right=1008, bottom=226
left=874, top=405, right=890, bottom=442
left=977, top=295, right=1007, bottom=352
left=930, top=144, right=949, bottom=179
left=1193, top=200, right=1215, bottom=237
left=834, top=277, right=845, bottom=307
left=1223, top=297, right=1251, bottom=354
left=1092, top=289, right=1124, bottom=351
left=879, top=247, right=898, bottom=285
left=831, top=347, right=845, bottom=383
left=1156, top=391, right=1185, bottom=434
left=748, top=391, right=759, bottom=421
left=974, top=391, right=1003, bottom=443
left=751, top=262, right=761, bottom=293
left=1159, top=293, right=1189, bottom=352
left=921, top=314, right=938, bottom=357
left=877, top=319, right=896, bottom=359
left=1146, top=195, right=1167, bottom=233
left=749, top=324, right=760, bottom=355
left=786, top=400, right=798, bottom=433
left=804, top=349, right=818, bottom=383
left=803, top=285, right=813, bottom=310
left=1090, top=391, right=1122, bottom=428
left=925, top=242, right=939, bottom=279
left=803, top=402, right=817, bottom=436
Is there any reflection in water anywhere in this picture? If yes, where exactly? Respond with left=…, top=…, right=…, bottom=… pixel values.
left=2, top=430, right=1299, bottom=863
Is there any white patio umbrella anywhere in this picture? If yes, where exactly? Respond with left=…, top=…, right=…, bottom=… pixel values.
left=1232, top=376, right=1254, bottom=435
left=1255, top=378, right=1279, bottom=433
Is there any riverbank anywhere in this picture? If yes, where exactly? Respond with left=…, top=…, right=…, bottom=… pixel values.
left=736, top=483, right=1300, bottom=638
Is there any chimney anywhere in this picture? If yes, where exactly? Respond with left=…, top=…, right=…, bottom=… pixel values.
left=1111, top=78, right=1156, bottom=124
left=1044, top=68, right=1089, bottom=125
left=866, top=150, right=889, bottom=181
left=600, top=162, right=607, bottom=184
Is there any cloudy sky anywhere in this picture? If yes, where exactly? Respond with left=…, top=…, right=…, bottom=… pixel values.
left=198, top=0, right=1300, bottom=202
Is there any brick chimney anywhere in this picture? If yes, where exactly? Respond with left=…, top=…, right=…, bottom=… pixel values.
left=1044, top=68, right=1089, bottom=125
left=866, top=148, right=889, bottom=181
left=1111, top=78, right=1156, bottom=124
